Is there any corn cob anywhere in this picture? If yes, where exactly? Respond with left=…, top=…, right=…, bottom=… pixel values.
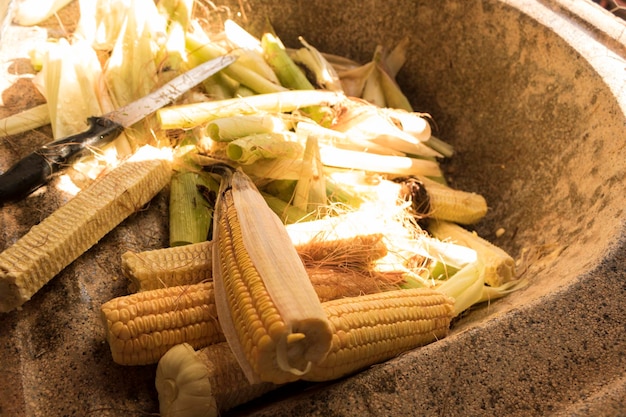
left=155, top=343, right=218, bottom=417
left=294, top=233, right=388, bottom=270
left=101, top=282, right=221, bottom=366
left=422, top=179, right=488, bottom=225
left=305, top=287, right=453, bottom=381
left=155, top=288, right=454, bottom=417
left=397, top=176, right=488, bottom=225
left=122, top=241, right=213, bottom=292
left=122, top=231, right=390, bottom=292
left=307, top=267, right=402, bottom=302
left=212, top=166, right=333, bottom=384
left=156, top=343, right=277, bottom=417
left=428, top=220, right=515, bottom=287
left=104, top=267, right=401, bottom=366
left=195, top=343, right=277, bottom=411
left=0, top=146, right=171, bottom=313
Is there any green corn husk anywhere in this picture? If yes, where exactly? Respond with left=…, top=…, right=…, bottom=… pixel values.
left=186, top=29, right=286, bottom=95
left=293, top=133, right=326, bottom=213
left=362, top=46, right=386, bottom=108
left=261, top=32, right=315, bottom=90
left=261, top=192, right=315, bottom=224
left=337, top=60, right=376, bottom=98
left=290, top=37, right=343, bottom=91
left=384, top=36, right=410, bottom=79
left=169, top=169, right=219, bottom=246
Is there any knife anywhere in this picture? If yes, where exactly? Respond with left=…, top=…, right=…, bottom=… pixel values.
left=0, top=54, right=235, bottom=204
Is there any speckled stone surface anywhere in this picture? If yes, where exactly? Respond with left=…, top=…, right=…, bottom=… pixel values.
left=0, top=0, right=625, bottom=416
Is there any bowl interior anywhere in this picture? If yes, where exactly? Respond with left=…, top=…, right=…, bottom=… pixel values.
left=1, top=1, right=625, bottom=415
left=226, top=0, right=626, bottom=319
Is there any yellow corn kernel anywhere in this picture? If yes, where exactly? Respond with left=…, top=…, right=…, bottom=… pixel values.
left=212, top=167, right=332, bottom=384
left=155, top=288, right=454, bottom=416
left=101, top=282, right=221, bottom=365
left=0, top=146, right=171, bottom=313
left=122, top=240, right=213, bottom=292
left=103, top=267, right=401, bottom=366
left=305, top=287, right=454, bottom=381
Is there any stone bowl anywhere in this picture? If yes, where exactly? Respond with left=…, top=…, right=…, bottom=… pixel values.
left=0, top=1, right=624, bottom=416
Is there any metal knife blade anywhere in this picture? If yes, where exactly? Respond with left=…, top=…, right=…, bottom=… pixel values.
left=0, top=54, right=235, bottom=204
left=106, top=54, right=235, bottom=127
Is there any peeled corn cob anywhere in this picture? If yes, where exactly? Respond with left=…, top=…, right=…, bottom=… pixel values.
left=122, top=241, right=213, bottom=292
left=0, top=146, right=171, bottom=313
left=122, top=231, right=390, bottom=292
left=420, top=178, right=488, bottom=225
left=104, top=267, right=401, bottom=366
left=101, top=282, right=221, bottom=366
left=155, top=287, right=455, bottom=416
left=294, top=233, right=388, bottom=269
left=305, top=287, right=453, bottom=381
left=307, top=267, right=402, bottom=302
left=212, top=166, right=333, bottom=384
left=156, top=343, right=277, bottom=417
left=396, top=176, right=488, bottom=225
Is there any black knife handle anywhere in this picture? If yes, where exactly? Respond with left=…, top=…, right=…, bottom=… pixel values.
left=0, top=116, right=124, bottom=204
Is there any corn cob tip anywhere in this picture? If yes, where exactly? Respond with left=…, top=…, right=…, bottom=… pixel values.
left=0, top=276, right=25, bottom=313
left=156, top=343, right=217, bottom=417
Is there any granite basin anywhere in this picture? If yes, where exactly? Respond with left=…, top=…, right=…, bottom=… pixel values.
left=0, top=0, right=625, bottom=416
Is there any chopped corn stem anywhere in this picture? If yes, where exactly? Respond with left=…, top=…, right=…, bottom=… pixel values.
left=226, top=132, right=303, bottom=165
left=261, top=32, right=315, bottom=90
left=205, top=114, right=291, bottom=142
left=186, top=30, right=285, bottom=95
left=169, top=170, right=217, bottom=246
left=157, top=90, right=346, bottom=130
left=296, top=121, right=403, bottom=156
left=0, top=104, right=50, bottom=138
left=319, top=146, right=442, bottom=177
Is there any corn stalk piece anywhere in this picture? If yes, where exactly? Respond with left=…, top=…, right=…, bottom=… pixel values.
left=0, top=146, right=171, bottom=313
left=155, top=287, right=454, bottom=416
left=211, top=166, right=333, bottom=384
left=0, top=104, right=50, bottom=138
left=428, top=220, right=516, bottom=287
left=157, top=90, right=346, bottom=130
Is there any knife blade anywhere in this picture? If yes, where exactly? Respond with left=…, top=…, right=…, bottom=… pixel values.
left=0, top=54, right=235, bottom=204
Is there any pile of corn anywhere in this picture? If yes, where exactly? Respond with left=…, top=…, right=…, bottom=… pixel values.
left=0, top=0, right=526, bottom=416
